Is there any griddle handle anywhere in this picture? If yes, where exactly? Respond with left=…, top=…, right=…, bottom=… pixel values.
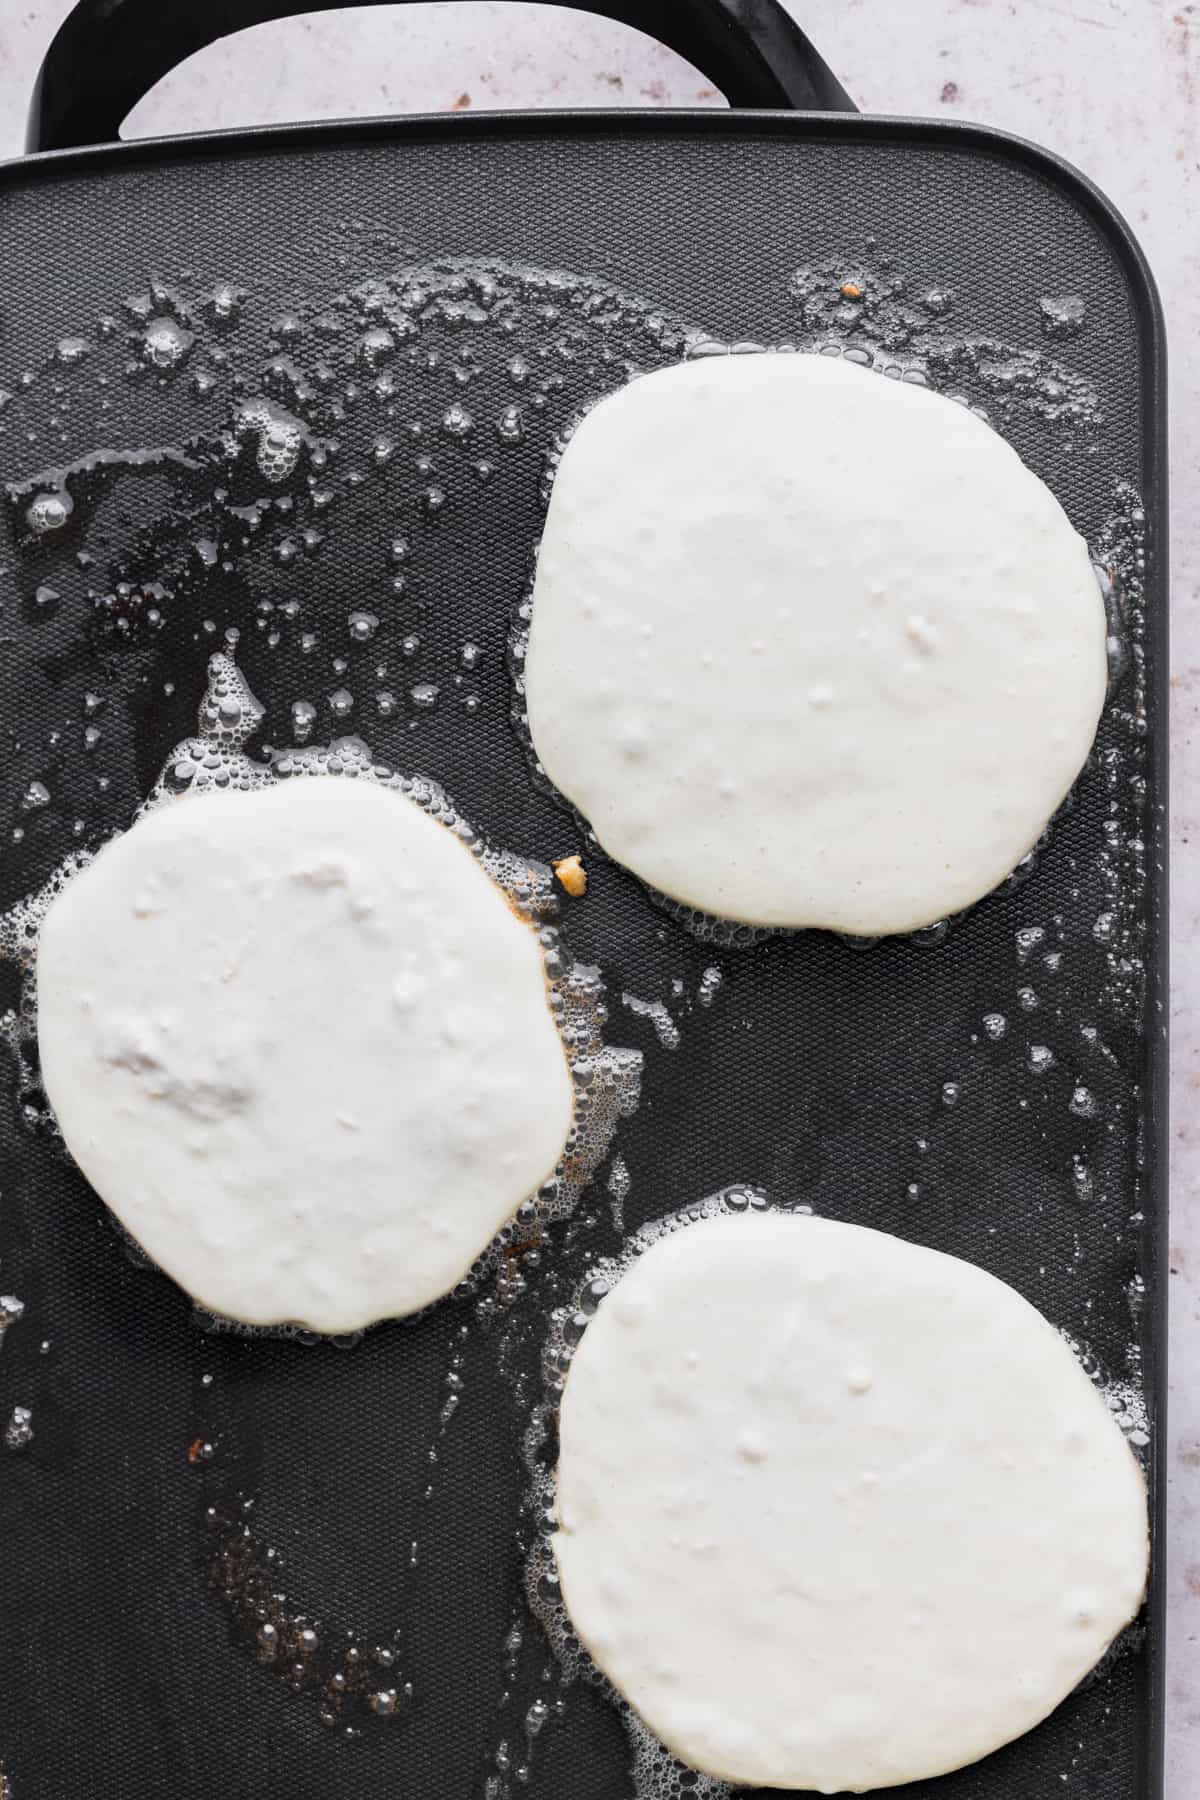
left=28, top=0, right=856, bottom=152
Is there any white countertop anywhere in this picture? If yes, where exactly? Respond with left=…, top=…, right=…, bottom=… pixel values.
left=0, top=0, right=1195, bottom=1790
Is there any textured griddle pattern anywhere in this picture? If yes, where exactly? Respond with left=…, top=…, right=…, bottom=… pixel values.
left=0, top=117, right=1164, bottom=1800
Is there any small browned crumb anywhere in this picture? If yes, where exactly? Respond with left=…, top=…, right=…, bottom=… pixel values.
left=503, top=1235, right=544, bottom=1259
left=553, top=853, right=588, bottom=898
left=840, top=280, right=864, bottom=300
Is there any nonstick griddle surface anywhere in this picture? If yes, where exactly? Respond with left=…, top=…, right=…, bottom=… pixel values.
left=0, top=115, right=1165, bottom=1800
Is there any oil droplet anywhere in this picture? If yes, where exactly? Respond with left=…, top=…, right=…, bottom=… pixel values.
left=359, top=326, right=396, bottom=366
left=410, top=682, right=439, bottom=710
left=291, top=700, right=317, bottom=743
left=698, top=967, right=724, bottom=1008
left=1038, top=295, right=1086, bottom=341
left=348, top=611, right=379, bottom=644
left=621, top=993, right=680, bottom=1051
left=982, top=1012, right=1007, bottom=1041
left=1027, top=1044, right=1056, bottom=1075
left=142, top=316, right=195, bottom=371
left=26, top=489, right=72, bottom=535
left=4, top=1405, right=33, bottom=1450
left=205, top=282, right=245, bottom=327
left=328, top=688, right=354, bottom=720
left=55, top=335, right=91, bottom=367
left=1070, top=1085, right=1100, bottom=1120
left=497, top=404, right=526, bottom=444
left=0, top=1294, right=25, bottom=1350
left=1016, top=925, right=1045, bottom=965
left=606, top=1153, right=631, bottom=1232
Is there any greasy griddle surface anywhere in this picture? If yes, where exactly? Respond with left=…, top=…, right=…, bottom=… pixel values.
left=0, top=117, right=1163, bottom=1799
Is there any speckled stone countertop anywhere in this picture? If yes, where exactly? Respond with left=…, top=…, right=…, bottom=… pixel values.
left=0, top=1, right=1195, bottom=1791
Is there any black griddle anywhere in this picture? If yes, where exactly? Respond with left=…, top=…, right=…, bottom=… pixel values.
left=0, top=4, right=1167, bottom=1798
